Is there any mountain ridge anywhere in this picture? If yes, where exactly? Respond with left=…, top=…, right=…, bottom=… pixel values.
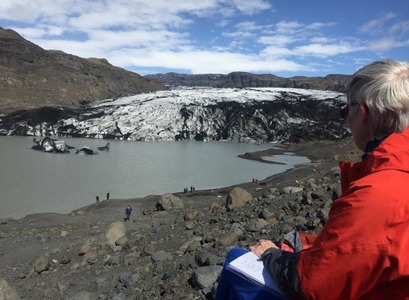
left=145, top=71, right=350, bottom=92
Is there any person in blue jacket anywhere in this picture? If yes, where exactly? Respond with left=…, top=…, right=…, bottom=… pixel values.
left=124, top=205, right=132, bottom=221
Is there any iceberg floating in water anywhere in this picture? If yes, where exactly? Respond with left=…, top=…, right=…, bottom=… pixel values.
left=31, top=137, right=71, bottom=153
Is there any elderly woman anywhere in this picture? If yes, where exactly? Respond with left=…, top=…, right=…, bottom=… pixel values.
left=215, top=59, right=409, bottom=300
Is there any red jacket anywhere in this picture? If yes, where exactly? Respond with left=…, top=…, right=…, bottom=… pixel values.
left=262, top=128, right=409, bottom=299
left=299, top=128, right=409, bottom=299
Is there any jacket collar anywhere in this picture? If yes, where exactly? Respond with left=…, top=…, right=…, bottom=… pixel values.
left=361, top=136, right=387, bottom=161
left=340, top=127, right=409, bottom=192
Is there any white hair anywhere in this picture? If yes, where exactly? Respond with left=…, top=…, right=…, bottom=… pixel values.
left=347, top=59, right=409, bottom=136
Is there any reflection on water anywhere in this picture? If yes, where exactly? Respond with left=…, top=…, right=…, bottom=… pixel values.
left=0, top=136, right=309, bottom=219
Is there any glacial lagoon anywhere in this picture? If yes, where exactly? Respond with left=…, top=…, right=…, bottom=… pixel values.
left=0, top=136, right=310, bottom=219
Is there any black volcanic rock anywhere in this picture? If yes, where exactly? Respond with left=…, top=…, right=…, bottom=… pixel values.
left=0, top=28, right=167, bottom=113
left=145, top=72, right=350, bottom=92
left=145, top=72, right=226, bottom=88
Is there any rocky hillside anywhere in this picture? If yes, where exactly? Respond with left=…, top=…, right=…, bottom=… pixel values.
left=0, top=28, right=166, bottom=113
left=145, top=72, right=350, bottom=92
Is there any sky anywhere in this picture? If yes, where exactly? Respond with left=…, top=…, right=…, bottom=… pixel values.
left=0, top=0, right=408, bottom=77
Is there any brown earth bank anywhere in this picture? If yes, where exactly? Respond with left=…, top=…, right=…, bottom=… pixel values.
left=0, top=137, right=360, bottom=300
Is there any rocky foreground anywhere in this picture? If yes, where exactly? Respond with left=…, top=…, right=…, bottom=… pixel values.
left=0, top=137, right=359, bottom=300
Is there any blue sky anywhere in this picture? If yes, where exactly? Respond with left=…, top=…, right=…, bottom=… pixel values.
left=0, top=0, right=408, bottom=77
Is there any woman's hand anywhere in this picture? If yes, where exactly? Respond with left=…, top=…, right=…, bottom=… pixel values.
left=249, top=239, right=279, bottom=257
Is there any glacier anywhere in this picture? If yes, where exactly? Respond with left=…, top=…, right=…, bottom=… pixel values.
left=0, top=87, right=350, bottom=143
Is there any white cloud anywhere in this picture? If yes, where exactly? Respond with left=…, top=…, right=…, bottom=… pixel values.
left=261, top=46, right=292, bottom=57
left=231, top=0, right=272, bottom=15
left=223, top=30, right=255, bottom=39
left=258, top=35, right=297, bottom=46
left=275, top=21, right=303, bottom=34
left=359, top=12, right=396, bottom=35
left=368, top=37, right=409, bottom=52
left=274, top=20, right=336, bottom=39
left=15, top=27, right=48, bottom=39
left=108, top=48, right=305, bottom=74
left=0, top=0, right=73, bottom=22
left=294, top=43, right=362, bottom=57
left=357, top=13, right=409, bottom=54
left=88, top=29, right=190, bottom=51
left=256, top=21, right=339, bottom=59
left=31, top=38, right=104, bottom=58
left=369, top=38, right=397, bottom=51
left=310, top=37, right=331, bottom=44
left=222, top=21, right=273, bottom=44
left=235, top=21, right=265, bottom=31
left=388, top=20, right=409, bottom=35
left=67, top=3, right=190, bottom=32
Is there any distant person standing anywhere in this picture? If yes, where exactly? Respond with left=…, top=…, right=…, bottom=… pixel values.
left=124, top=205, right=132, bottom=221
left=106, top=192, right=110, bottom=200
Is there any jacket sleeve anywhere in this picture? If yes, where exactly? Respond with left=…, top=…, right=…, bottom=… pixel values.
left=296, top=179, right=397, bottom=299
left=261, top=248, right=307, bottom=300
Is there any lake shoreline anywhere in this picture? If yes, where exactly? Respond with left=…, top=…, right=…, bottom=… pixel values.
left=1, top=137, right=288, bottom=220
left=4, top=136, right=357, bottom=222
